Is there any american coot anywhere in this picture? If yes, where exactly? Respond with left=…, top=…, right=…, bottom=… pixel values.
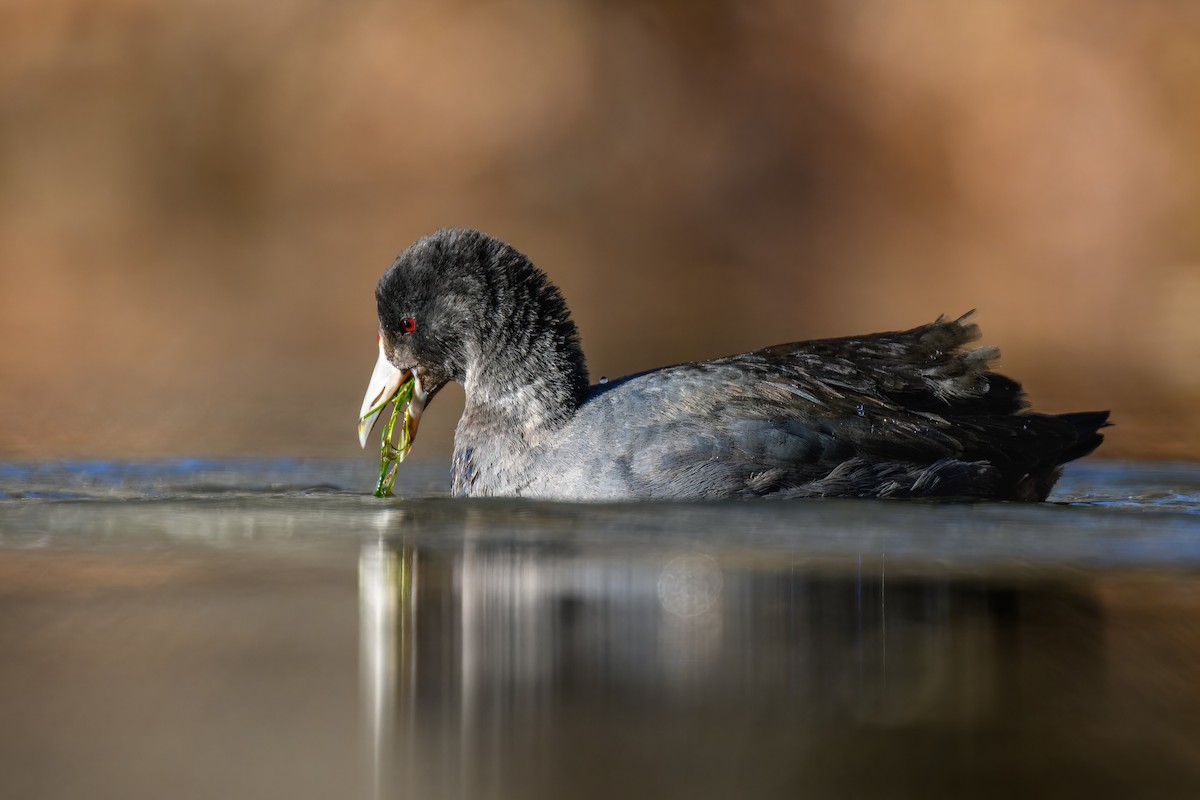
left=358, top=228, right=1108, bottom=501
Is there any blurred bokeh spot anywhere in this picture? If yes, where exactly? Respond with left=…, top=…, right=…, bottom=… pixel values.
left=2, top=0, right=1198, bottom=460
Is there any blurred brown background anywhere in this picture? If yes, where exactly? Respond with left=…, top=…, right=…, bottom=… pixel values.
left=1, top=0, right=1198, bottom=462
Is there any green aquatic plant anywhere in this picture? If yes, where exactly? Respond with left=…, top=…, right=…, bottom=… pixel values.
left=360, top=375, right=416, bottom=498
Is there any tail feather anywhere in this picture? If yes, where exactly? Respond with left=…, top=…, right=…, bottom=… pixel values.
left=1055, top=410, right=1111, bottom=464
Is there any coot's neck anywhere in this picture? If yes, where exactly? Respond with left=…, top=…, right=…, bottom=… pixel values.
left=458, top=259, right=590, bottom=448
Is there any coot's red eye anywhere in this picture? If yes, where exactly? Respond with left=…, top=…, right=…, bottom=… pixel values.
left=400, top=317, right=417, bottom=334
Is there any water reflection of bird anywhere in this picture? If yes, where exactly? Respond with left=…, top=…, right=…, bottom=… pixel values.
left=358, top=228, right=1108, bottom=500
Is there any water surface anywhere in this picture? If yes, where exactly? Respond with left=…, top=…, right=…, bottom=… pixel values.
left=2, top=460, right=1199, bottom=799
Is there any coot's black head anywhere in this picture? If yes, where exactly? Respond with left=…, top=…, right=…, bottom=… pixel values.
left=358, top=227, right=588, bottom=449
left=374, top=227, right=509, bottom=390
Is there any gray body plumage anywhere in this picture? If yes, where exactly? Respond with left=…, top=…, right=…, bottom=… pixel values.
left=373, top=228, right=1108, bottom=501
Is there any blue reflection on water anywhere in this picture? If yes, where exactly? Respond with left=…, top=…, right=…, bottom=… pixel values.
left=1, top=459, right=1199, bottom=570
left=2, top=458, right=1199, bottom=507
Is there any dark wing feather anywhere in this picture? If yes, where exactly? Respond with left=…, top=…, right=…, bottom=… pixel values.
left=611, top=314, right=1107, bottom=500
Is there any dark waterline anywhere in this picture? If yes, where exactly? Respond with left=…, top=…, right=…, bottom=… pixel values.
left=2, top=460, right=1199, bottom=799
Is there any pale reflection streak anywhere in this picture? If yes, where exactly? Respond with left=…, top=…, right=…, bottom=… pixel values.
left=657, top=553, right=725, bottom=687
left=359, top=511, right=414, bottom=800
